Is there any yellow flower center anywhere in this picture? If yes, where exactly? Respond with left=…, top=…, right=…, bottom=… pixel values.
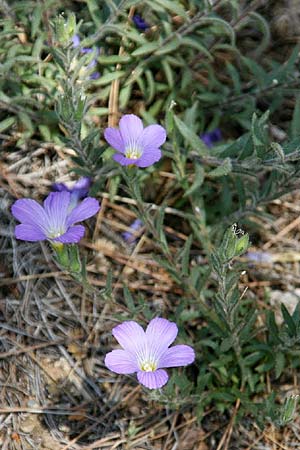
left=140, top=361, right=157, bottom=372
left=125, top=143, right=142, bottom=160
left=48, top=229, right=65, bottom=238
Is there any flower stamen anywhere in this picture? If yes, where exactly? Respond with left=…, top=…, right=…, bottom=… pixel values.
left=140, top=361, right=157, bottom=372
left=125, top=143, right=142, bottom=160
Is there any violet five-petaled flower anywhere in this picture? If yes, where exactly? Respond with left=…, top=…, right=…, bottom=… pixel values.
left=104, top=318, right=195, bottom=389
left=104, top=114, right=167, bottom=168
left=11, top=191, right=100, bottom=243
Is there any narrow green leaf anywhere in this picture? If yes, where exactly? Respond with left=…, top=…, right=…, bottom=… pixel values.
left=31, top=5, right=42, bottom=39
left=291, top=95, right=300, bottom=139
left=226, top=62, right=241, bottom=94
left=208, top=158, right=232, bottom=178
left=86, top=0, right=102, bottom=26
left=281, top=304, right=297, bottom=336
left=0, top=116, right=16, bottom=132
left=184, top=164, right=205, bottom=196
left=145, top=70, right=155, bottom=104
left=201, top=17, right=235, bottom=45
left=119, top=84, right=132, bottom=109
left=154, top=38, right=181, bottom=56
left=96, top=70, right=125, bottom=86
left=97, top=55, right=131, bottom=65
left=174, top=115, right=209, bottom=156
left=123, top=286, right=136, bottom=313
left=152, top=0, right=188, bottom=17
left=162, top=59, right=174, bottom=88
left=181, top=37, right=213, bottom=60
left=220, top=337, right=233, bottom=352
left=132, top=42, right=159, bottom=57
left=266, top=311, right=281, bottom=344
left=275, top=352, right=285, bottom=379
left=180, top=235, right=193, bottom=276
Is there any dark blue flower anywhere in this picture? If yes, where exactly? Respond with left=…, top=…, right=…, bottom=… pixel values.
left=132, top=14, right=150, bottom=32
left=200, top=128, right=222, bottom=148
left=122, top=219, right=143, bottom=243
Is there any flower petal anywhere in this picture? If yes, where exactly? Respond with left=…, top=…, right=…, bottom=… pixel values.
left=105, top=349, right=138, bottom=374
left=158, top=345, right=195, bottom=368
left=119, top=114, right=143, bottom=146
left=73, top=177, right=91, bottom=192
left=66, top=197, right=100, bottom=227
left=137, top=369, right=168, bottom=389
left=145, top=318, right=178, bottom=352
left=52, top=182, right=69, bottom=192
left=15, top=224, right=46, bottom=242
left=136, top=148, right=162, bottom=168
left=11, top=199, right=48, bottom=230
left=139, top=124, right=166, bottom=151
left=54, top=225, right=85, bottom=243
left=90, top=71, right=100, bottom=80
left=113, top=153, right=139, bottom=166
left=43, top=192, right=70, bottom=232
left=72, top=35, right=80, bottom=47
left=112, top=321, right=145, bottom=354
left=104, top=128, right=125, bottom=153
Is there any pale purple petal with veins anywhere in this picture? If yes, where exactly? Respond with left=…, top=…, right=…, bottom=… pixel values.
left=104, top=128, right=125, bottom=153
left=146, top=318, right=178, bottom=350
left=139, top=124, right=166, bottom=151
left=105, top=349, right=138, bottom=374
left=15, top=224, right=47, bottom=241
left=119, top=114, right=143, bottom=145
left=136, top=148, right=162, bottom=168
left=12, top=199, right=48, bottom=231
left=112, top=321, right=145, bottom=354
left=43, top=191, right=70, bottom=232
left=159, top=345, right=195, bottom=368
left=67, top=197, right=100, bottom=227
left=137, top=369, right=169, bottom=389
left=54, top=225, right=85, bottom=243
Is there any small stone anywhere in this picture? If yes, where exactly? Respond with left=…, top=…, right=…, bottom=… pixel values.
left=20, top=415, right=38, bottom=433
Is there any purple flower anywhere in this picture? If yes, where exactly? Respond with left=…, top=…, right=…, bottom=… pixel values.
left=104, top=114, right=166, bottom=168
left=52, top=177, right=91, bottom=210
left=122, top=219, right=143, bottom=243
left=246, top=251, right=273, bottom=263
left=104, top=318, right=195, bottom=389
left=11, top=191, right=100, bottom=243
left=72, top=35, right=81, bottom=48
left=72, top=35, right=100, bottom=80
left=200, top=128, right=222, bottom=148
left=132, top=14, right=150, bottom=31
